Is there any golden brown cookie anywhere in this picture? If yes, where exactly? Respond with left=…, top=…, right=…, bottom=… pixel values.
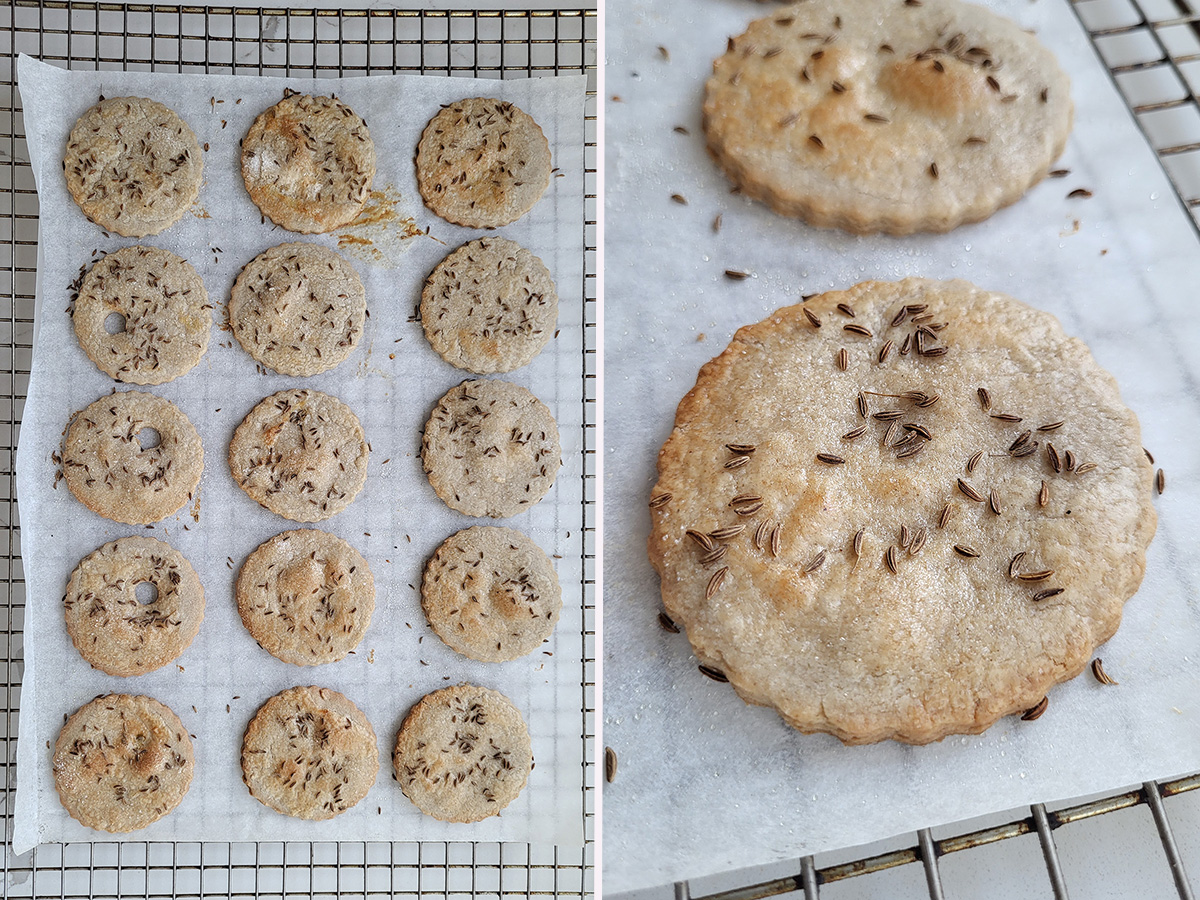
left=422, top=526, right=561, bottom=662
left=241, top=94, right=376, bottom=233
left=64, top=96, right=203, bottom=237
left=53, top=694, right=195, bottom=833
left=416, top=98, right=552, bottom=228
left=63, top=391, right=204, bottom=525
left=72, top=246, right=211, bottom=385
left=702, top=0, right=1073, bottom=233
left=393, top=684, right=532, bottom=822
left=241, top=685, right=378, bottom=820
left=237, top=529, right=375, bottom=666
left=64, top=537, right=205, bottom=677
left=649, top=279, right=1156, bottom=744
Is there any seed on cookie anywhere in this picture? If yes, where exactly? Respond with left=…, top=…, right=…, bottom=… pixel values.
left=229, top=243, right=366, bottom=377
left=64, top=97, right=203, bottom=237
left=241, top=93, right=375, bottom=233
left=416, top=97, right=552, bottom=228
left=242, top=685, right=378, bottom=820
left=393, top=684, right=533, bottom=823
left=54, top=694, right=194, bottom=832
left=72, top=246, right=211, bottom=385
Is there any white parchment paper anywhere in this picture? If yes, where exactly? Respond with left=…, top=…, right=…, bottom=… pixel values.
left=13, top=55, right=586, bottom=851
left=604, top=0, right=1200, bottom=892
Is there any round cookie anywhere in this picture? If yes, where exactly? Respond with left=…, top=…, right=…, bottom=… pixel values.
left=229, top=243, right=366, bottom=376
left=241, top=685, right=378, bottom=820
left=393, top=684, right=532, bottom=822
left=416, top=98, right=552, bottom=228
left=702, top=0, right=1073, bottom=234
left=237, top=529, right=375, bottom=666
left=649, top=278, right=1157, bottom=745
left=73, top=246, right=212, bottom=385
left=421, top=379, right=561, bottom=518
left=63, top=391, right=204, bottom=525
left=53, top=694, right=194, bottom=833
left=64, top=96, right=203, bottom=237
left=228, top=389, right=369, bottom=523
left=422, top=526, right=561, bottom=662
left=64, top=537, right=205, bottom=677
left=241, top=93, right=376, bottom=233
left=421, top=238, right=558, bottom=374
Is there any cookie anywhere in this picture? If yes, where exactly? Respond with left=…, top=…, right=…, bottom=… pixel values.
left=229, top=243, right=366, bottom=376
left=228, top=389, right=369, bottom=523
left=648, top=279, right=1156, bottom=744
left=422, top=526, right=561, bottom=662
left=63, top=391, right=204, bottom=525
left=64, top=96, right=203, bottom=237
left=702, top=0, right=1072, bottom=234
left=421, top=238, right=558, bottom=374
left=53, top=694, right=194, bottom=833
left=393, top=684, right=532, bottom=822
left=72, top=246, right=211, bottom=385
left=241, top=93, right=376, bottom=233
left=237, top=529, right=375, bottom=666
left=64, top=537, right=205, bottom=677
left=421, top=379, right=561, bottom=518
left=241, top=685, right=378, bottom=820
left=416, top=98, right=552, bottom=228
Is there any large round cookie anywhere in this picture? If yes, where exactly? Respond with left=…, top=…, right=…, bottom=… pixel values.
left=393, top=684, right=532, bottom=822
left=64, top=96, right=203, bottom=237
left=416, top=98, right=552, bottom=228
left=241, top=94, right=376, bottom=234
left=421, top=379, right=561, bottom=518
left=702, top=0, right=1072, bottom=234
left=648, top=279, right=1156, bottom=745
left=237, top=529, right=375, bottom=666
left=73, top=246, right=211, bottom=384
left=229, top=243, right=366, bottom=376
left=53, top=694, right=195, bottom=833
left=422, top=526, right=561, bottom=662
left=63, top=391, right=204, bottom=525
left=65, top=537, right=205, bottom=677
left=228, top=389, right=369, bottom=522
left=241, top=685, right=378, bottom=820
left=421, top=238, right=558, bottom=374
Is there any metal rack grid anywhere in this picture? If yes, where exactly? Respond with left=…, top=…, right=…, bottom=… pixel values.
left=646, top=0, right=1200, bottom=898
left=0, top=3, right=596, bottom=898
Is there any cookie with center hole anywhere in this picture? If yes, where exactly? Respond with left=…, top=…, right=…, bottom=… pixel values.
left=63, top=391, right=204, bottom=525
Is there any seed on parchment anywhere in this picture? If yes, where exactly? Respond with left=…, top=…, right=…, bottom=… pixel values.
left=605, top=747, right=618, bottom=783
left=705, top=567, right=729, bottom=599
left=977, top=387, right=992, bottom=411
left=1021, top=697, right=1049, bottom=721
left=674, top=125, right=690, bottom=135
left=1032, top=587, right=1064, bottom=602
left=1067, top=188, right=1094, bottom=199
left=671, top=193, right=688, bottom=205
left=1009, top=552, right=1026, bottom=578
left=712, top=214, right=723, bottom=233
left=1156, top=468, right=1166, bottom=495
left=885, top=545, right=899, bottom=573
left=658, top=612, right=680, bottom=634
left=953, top=544, right=979, bottom=558
left=1145, top=448, right=1155, bottom=465
left=1091, top=658, right=1118, bottom=685
left=698, top=664, right=729, bottom=683
left=649, top=492, right=672, bottom=509
left=957, top=478, right=985, bottom=502
left=1038, top=481, right=1049, bottom=508
left=725, top=269, right=752, bottom=281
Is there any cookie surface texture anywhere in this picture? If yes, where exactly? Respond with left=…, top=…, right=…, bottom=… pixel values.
left=229, top=242, right=366, bottom=376
left=422, top=526, right=562, bottom=662
left=237, top=529, right=375, bottom=665
left=422, top=379, right=561, bottom=518
left=393, top=684, right=532, bottom=822
left=65, top=537, right=205, bottom=677
left=73, top=246, right=211, bottom=384
left=241, top=94, right=376, bottom=233
left=421, top=238, right=559, bottom=374
left=648, top=279, right=1156, bottom=744
left=228, top=389, right=369, bottom=522
left=63, top=391, right=204, bottom=525
left=241, top=685, right=378, bottom=820
left=416, top=98, right=552, bottom=228
left=702, top=0, right=1073, bottom=234
left=64, top=96, right=203, bottom=237
left=53, top=694, right=195, bottom=833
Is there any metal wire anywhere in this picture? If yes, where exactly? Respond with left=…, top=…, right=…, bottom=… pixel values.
left=0, top=3, right=596, bottom=898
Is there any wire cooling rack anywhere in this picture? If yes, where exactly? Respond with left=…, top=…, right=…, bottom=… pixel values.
left=0, top=3, right=596, bottom=897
